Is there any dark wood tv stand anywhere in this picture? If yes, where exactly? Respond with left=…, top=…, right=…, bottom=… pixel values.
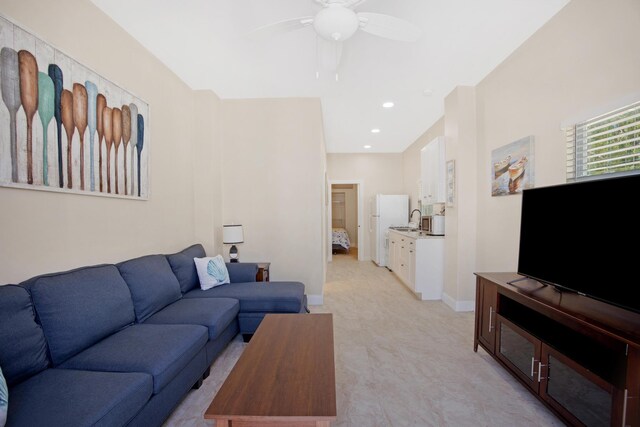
left=474, top=273, right=640, bottom=426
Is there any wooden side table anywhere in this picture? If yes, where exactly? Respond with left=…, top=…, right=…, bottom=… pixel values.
left=256, top=262, right=270, bottom=282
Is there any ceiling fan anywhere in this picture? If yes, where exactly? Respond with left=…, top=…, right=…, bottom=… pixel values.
left=249, top=0, right=422, bottom=75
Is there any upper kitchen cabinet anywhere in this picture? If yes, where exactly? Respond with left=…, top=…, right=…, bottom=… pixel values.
left=420, top=137, right=446, bottom=204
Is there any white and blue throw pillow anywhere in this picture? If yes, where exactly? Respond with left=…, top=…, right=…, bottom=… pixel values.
left=194, top=255, right=230, bottom=290
left=0, top=366, right=7, bottom=427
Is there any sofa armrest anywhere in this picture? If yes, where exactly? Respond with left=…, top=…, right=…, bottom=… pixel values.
left=226, top=263, right=258, bottom=283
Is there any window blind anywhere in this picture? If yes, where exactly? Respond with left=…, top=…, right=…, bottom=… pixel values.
left=566, top=101, right=640, bottom=181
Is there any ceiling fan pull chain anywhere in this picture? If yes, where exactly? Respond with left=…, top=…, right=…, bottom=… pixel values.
left=334, top=40, right=339, bottom=81
left=315, top=35, right=320, bottom=80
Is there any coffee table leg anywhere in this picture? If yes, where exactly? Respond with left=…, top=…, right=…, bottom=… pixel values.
left=316, top=422, right=331, bottom=427
left=214, top=419, right=229, bottom=427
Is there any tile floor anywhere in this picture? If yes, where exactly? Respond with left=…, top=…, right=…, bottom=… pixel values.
left=164, top=254, right=563, bottom=426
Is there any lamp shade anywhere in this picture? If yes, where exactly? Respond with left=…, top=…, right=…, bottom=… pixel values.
left=223, top=225, right=244, bottom=244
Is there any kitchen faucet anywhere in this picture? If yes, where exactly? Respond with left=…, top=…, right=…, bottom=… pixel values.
left=410, top=209, right=422, bottom=230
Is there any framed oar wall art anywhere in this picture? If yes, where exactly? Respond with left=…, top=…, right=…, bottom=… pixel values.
left=0, top=16, right=149, bottom=199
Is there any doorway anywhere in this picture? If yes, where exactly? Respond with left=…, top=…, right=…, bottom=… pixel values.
left=327, top=180, right=364, bottom=262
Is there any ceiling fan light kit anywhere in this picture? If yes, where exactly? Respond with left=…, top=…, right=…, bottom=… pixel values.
left=314, top=5, right=359, bottom=41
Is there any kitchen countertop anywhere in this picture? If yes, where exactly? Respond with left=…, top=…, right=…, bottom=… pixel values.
left=388, top=229, right=445, bottom=239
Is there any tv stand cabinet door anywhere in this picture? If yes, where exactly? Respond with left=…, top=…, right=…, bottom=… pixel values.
left=495, top=315, right=541, bottom=394
left=624, top=345, right=639, bottom=427
left=476, top=278, right=498, bottom=353
left=539, top=344, right=616, bottom=427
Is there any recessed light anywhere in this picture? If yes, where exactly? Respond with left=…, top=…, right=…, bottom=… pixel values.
left=371, top=128, right=381, bottom=134
left=382, top=102, right=394, bottom=108
left=423, top=89, right=433, bottom=97
left=364, top=145, right=372, bottom=149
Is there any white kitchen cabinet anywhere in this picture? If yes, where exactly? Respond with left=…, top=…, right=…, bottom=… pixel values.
left=420, top=137, right=446, bottom=204
left=397, top=235, right=411, bottom=285
left=388, top=230, right=444, bottom=300
left=388, top=235, right=397, bottom=272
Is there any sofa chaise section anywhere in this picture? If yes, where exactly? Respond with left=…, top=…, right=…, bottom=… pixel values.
left=167, top=245, right=308, bottom=335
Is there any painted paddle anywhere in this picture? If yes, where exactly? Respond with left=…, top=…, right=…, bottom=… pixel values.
left=85, top=81, right=97, bottom=191
left=1, top=47, right=21, bottom=183
left=121, top=105, right=131, bottom=196
left=136, top=114, right=144, bottom=197
left=72, top=83, right=88, bottom=190
left=37, top=72, right=54, bottom=186
left=102, top=107, right=112, bottom=193
left=96, top=94, right=106, bottom=192
left=47, top=64, right=64, bottom=188
left=112, top=107, right=122, bottom=195
left=129, top=103, right=138, bottom=196
left=18, top=50, right=39, bottom=185
left=60, top=89, right=74, bottom=189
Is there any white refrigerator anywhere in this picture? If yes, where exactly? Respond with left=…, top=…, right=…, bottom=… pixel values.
left=369, top=194, right=409, bottom=266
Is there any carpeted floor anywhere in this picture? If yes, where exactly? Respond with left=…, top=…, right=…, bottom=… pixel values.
left=164, top=255, right=563, bottom=426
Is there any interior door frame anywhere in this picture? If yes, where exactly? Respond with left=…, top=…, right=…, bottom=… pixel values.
left=327, top=179, right=364, bottom=262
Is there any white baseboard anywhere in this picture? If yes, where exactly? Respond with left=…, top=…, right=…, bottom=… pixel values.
left=307, top=294, right=324, bottom=306
left=442, top=292, right=475, bottom=312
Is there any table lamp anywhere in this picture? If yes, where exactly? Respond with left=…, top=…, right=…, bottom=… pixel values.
left=223, top=224, right=244, bottom=263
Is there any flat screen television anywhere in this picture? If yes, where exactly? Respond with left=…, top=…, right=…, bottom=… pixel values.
left=517, top=174, right=640, bottom=314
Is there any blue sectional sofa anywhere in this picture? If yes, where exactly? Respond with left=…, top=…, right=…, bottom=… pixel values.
left=0, top=244, right=307, bottom=427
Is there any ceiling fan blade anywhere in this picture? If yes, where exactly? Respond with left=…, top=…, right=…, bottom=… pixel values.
left=247, top=17, right=314, bottom=39
left=357, top=12, right=421, bottom=42
left=315, top=0, right=367, bottom=8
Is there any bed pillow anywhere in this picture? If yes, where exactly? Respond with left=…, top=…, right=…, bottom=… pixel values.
left=194, top=256, right=230, bottom=290
left=0, top=366, right=7, bottom=427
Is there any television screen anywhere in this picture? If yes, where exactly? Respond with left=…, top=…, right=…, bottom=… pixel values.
left=517, top=174, right=640, bottom=314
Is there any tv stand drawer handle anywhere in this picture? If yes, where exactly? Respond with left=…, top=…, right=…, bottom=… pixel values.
left=622, top=388, right=628, bottom=427
left=538, top=362, right=547, bottom=382
left=488, top=307, right=494, bottom=332
left=530, top=357, right=537, bottom=377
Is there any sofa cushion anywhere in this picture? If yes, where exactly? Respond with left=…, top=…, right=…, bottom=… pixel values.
left=145, top=298, right=239, bottom=340
left=0, top=285, right=49, bottom=386
left=7, top=369, right=152, bottom=427
left=226, top=262, right=258, bottom=283
left=166, top=244, right=206, bottom=293
left=22, top=265, right=135, bottom=367
left=60, top=324, right=207, bottom=394
left=117, top=255, right=182, bottom=323
left=184, top=281, right=305, bottom=313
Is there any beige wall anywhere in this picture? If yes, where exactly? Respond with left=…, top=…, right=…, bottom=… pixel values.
left=193, top=90, right=223, bottom=256
left=220, top=98, right=325, bottom=300
left=401, top=118, right=445, bottom=214
left=443, top=86, right=477, bottom=310
left=399, top=0, right=640, bottom=311
left=0, top=0, right=221, bottom=283
left=475, top=0, right=640, bottom=273
left=326, top=153, right=404, bottom=261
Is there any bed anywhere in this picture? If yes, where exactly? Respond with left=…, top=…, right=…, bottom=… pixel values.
left=332, top=227, right=351, bottom=253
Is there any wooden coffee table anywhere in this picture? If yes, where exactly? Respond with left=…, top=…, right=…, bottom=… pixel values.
left=205, top=313, right=336, bottom=427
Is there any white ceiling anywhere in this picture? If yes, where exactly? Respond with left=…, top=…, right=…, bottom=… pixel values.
left=91, top=0, right=569, bottom=153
